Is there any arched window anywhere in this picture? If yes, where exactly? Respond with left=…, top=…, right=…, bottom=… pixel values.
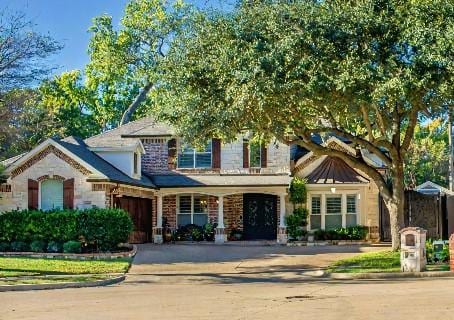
left=40, top=179, right=64, bottom=211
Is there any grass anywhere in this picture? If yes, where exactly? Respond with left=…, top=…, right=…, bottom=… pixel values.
left=328, top=250, right=451, bottom=274
left=0, top=257, right=131, bottom=278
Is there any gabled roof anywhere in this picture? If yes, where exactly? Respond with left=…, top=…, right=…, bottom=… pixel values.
left=305, top=156, right=369, bottom=184
left=84, top=117, right=174, bottom=148
left=416, top=181, right=453, bottom=195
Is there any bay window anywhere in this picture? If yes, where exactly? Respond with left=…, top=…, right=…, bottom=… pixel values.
left=178, top=141, right=212, bottom=168
left=309, top=193, right=360, bottom=230
left=177, top=194, right=209, bottom=227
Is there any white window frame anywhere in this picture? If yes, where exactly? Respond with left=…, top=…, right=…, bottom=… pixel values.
left=176, top=194, right=209, bottom=226
left=308, top=190, right=361, bottom=230
left=177, top=140, right=213, bottom=169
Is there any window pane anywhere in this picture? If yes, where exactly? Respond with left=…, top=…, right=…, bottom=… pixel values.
left=179, top=195, right=192, bottom=213
left=311, top=196, right=321, bottom=214
left=178, top=153, right=194, bottom=168
left=193, top=195, right=208, bottom=213
left=347, top=195, right=357, bottom=213
left=325, top=215, right=342, bottom=229
left=326, top=196, right=342, bottom=214
left=193, top=214, right=208, bottom=226
left=346, top=214, right=357, bottom=227
left=41, top=179, right=63, bottom=211
left=249, top=142, right=261, bottom=168
left=310, top=214, right=321, bottom=230
left=195, top=153, right=211, bottom=168
left=177, top=214, right=191, bottom=227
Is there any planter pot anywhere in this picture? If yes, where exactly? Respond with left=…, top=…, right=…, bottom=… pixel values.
left=307, top=234, right=314, bottom=242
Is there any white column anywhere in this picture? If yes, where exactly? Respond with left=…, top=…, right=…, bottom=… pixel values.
left=153, top=195, right=163, bottom=244
left=157, top=195, right=163, bottom=228
left=321, top=193, right=326, bottom=229
left=341, top=193, right=347, bottom=228
left=215, top=195, right=225, bottom=244
left=217, top=195, right=224, bottom=228
left=279, top=194, right=286, bottom=227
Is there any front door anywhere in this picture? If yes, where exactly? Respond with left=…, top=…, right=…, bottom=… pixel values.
left=243, top=194, right=277, bottom=240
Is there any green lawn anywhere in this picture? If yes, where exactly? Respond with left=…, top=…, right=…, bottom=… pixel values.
left=328, top=250, right=450, bottom=273
left=0, top=257, right=131, bottom=278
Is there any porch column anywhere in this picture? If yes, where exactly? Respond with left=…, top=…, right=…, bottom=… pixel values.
left=153, top=195, right=163, bottom=244
left=277, top=193, right=288, bottom=244
left=215, top=195, right=225, bottom=244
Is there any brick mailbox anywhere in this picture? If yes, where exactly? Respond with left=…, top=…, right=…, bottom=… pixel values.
left=450, top=234, right=454, bottom=271
left=400, top=227, right=427, bottom=272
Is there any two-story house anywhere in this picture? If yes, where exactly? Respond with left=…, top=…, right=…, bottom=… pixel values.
left=0, top=117, right=382, bottom=243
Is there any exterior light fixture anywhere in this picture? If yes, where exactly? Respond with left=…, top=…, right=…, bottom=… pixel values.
left=330, top=187, right=336, bottom=193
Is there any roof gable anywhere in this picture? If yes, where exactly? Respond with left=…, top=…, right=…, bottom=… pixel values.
left=305, top=156, right=369, bottom=184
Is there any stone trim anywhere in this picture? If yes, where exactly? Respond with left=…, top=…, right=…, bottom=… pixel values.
left=0, top=184, right=11, bottom=192
left=10, top=145, right=92, bottom=178
left=37, top=174, right=66, bottom=182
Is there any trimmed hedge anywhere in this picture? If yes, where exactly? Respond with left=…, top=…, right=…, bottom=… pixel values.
left=314, top=226, right=368, bottom=241
left=0, top=208, right=133, bottom=252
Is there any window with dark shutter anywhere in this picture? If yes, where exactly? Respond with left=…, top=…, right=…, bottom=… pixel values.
left=212, top=138, right=221, bottom=169
left=243, top=142, right=249, bottom=168
left=63, top=178, right=75, bottom=209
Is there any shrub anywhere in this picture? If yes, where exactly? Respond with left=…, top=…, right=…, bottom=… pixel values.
left=285, top=208, right=308, bottom=240
left=63, top=240, right=81, bottom=253
left=289, top=177, right=307, bottom=204
left=0, top=242, right=10, bottom=252
left=314, top=226, right=368, bottom=241
left=30, top=240, right=47, bottom=253
left=10, top=241, right=28, bottom=252
left=47, top=241, right=63, bottom=253
left=0, top=208, right=133, bottom=252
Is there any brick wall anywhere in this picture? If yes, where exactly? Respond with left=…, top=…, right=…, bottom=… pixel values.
left=208, top=196, right=218, bottom=224
left=162, top=195, right=177, bottom=229
left=224, top=194, right=243, bottom=235
left=141, top=138, right=169, bottom=174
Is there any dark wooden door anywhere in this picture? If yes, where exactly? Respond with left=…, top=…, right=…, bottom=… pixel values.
left=115, top=196, right=153, bottom=243
left=243, top=194, right=277, bottom=240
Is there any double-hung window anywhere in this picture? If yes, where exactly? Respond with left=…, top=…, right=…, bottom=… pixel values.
left=310, top=195, right=321, bottom=229
left=177, top=194, right=209, bottom=227
left=325, top=195, right=342, bottom=229
left=346, top=194, right=358, bottom=227
left=178, top=141, right=212, bottom=168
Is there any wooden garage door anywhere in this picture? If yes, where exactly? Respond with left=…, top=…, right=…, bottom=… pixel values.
left=115, top=196, right=153, bottom=243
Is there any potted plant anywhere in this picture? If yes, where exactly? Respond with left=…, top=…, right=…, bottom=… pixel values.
left=203, top=222, right=217, bottom=241
left=229, top=227, right=243, bottom=241
left=162, top=217, right=173, bottom=243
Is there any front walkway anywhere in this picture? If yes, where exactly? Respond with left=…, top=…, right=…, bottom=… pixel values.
left=126, top=243, right=389, bottom=284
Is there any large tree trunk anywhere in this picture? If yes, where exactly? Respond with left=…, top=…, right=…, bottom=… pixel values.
left=383, top=168, right=406, bottom=250
left=120, top=82, right=154, bottom=126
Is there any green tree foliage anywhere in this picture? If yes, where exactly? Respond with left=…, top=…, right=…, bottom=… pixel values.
left=161, top=0, right=453, bottom=249
left=405, top=118, right=449, bottom=188
left=85, top=0, right=191, bottom=127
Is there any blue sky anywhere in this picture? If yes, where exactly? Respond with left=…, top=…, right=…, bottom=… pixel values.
left=2, top=0, right=230, bottom=75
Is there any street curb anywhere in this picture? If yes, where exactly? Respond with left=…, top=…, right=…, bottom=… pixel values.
left=329, top=271, right=454, bottom=280
left=0, top=274, right=126, bottom=292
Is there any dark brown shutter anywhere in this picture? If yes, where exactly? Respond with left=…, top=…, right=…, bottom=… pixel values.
left=261, top=144, right=267, bottom=168
left=63, top=178, right=75, bottom=209
left=28, top=179, right=39, bottom=210
left=167, top=138, right=177, bottom=169
left=212, top=138, right=221, bottom=169
left=243, top=142, right=249, bottom=168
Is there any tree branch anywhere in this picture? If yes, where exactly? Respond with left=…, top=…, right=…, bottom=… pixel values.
left=119, top=82, right=154, bottom=125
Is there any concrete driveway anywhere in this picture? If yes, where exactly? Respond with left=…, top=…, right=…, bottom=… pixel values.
left=127, top=243, right=389, bottom=284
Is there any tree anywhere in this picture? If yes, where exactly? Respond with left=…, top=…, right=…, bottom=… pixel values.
left=85, top=0, right=191, bottom=127
left=38, top=71, right=101, bottom=138
left=160, top=0, right=453, bottom=249
left=0, top=10, right=62, bottom=91
left=405, top=118, right=449, bottom=188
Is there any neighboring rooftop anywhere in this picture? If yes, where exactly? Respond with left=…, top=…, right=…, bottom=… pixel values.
left=84, top=117, right=174, bottom=148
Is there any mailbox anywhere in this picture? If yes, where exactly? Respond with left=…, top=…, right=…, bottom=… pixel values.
left=400, top=227, right=427, bottom=272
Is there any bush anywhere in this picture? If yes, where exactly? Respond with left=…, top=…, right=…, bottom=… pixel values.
left=314, top=226, right=368, bottom=241
left=47, top=241, right=63, bottom=253
left=10, top=241, right=28, bottom=252
left=30, top=240, right=47, bottom=253
left=0, top=208, right=133, bottom=252
left=63, top=240, right=81, bottom=253
left=285, top=208, right=308, bottom=240
left=289, top=177, right=307, bottom=204
left=0, top=242, right=10, bottom=252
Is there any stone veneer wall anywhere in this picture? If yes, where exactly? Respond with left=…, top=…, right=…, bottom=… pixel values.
left=141, top=138, right=169, bottom=174
left=224, top=194, right=244, bottom=236
left=162, top=195, right=177, bottom=229
left=365, top=181, right=380, bottom=241
left=0, top=152, right=105, bottom=212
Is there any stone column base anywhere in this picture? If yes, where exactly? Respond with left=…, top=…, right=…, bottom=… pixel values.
left=153, top=227, right=163, bottom=244
left=215, top=227, right=226, bottom=244
left=277, top=226, right=288, bottom=244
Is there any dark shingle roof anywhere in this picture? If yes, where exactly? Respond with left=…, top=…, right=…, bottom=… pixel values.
left=84, top=117, right=174, bottom=148
left=55, top=137, right=156, bottom=189
left=146, top=173, right=291, bottom=188
left=305, top=156, right=368, bottom=184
